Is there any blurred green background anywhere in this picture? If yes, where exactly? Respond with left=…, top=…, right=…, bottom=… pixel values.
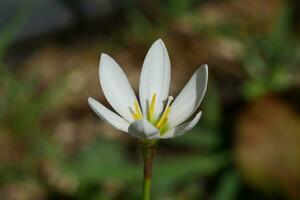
left=0, top=0, right=300, bottom=199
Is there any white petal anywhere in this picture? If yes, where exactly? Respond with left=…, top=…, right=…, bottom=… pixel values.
left=128, top=119, right=161, bottom=140
left=161, top=111, right=202, bottom=139
left=88, top=97, right=130, bottom=133
left=139, top=39, right=171, bottom=119
left=168, top=65, right=208, bottom=128
left=99, top=54, right=138, bottom=123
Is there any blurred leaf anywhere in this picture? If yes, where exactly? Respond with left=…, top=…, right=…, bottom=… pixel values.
left=62, top=139, right=229, bottom=199
left=163, top=0, right=195, bottom=16
left=242, top=80, right=267, bottom=100
left=242, top=45, right=267, bottom=80
left=212, top=171, right=240, bottom=200
left=266, top=3, right=292, bottom=60
left=122, top=0, right=154, bottom=42
left=1, top=74, right=64, bottom=135
left=63, top=140, right=139, bottom=184
left=154, top=152, right=229, bottom=190
left=241, top=3, right=300, bottom=100
left=269, top=66, right=290, bottom=91
left=202, top=83, right=222, bottom=129
left=0, top=0, right=34, bottom=60
left=167, top=127, right=221, bottom=150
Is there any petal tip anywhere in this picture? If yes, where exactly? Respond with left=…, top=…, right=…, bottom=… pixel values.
left=200, top=64, right=208, bottom=73
left=87, top=97, right=94, bottom=103
left=100, top=53, right=113, bottom=65
left=156, top=38, right=164, bottom=43
left=87, top=97, right=97, bottom=107
left=153, top=38, right=166, bottom=48
left=100, top=53, right=109, bottom=59
left=99, top=53, right=117, bottom=74
left=198, top=64, right=208, bottom=81
left=196, top=111, right=202, bottom=118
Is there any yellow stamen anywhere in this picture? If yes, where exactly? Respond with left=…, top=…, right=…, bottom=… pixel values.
left=156, top=107, right=171, bottom=129
left=148, top=93, right=157, bottom=122
left=156, top=118, right=167, bottom=131
left=132, top=101, right=143, bottom=120
left=155, top=96, right=173, bottom=132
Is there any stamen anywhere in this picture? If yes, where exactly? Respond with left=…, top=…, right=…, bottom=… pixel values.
left=165, top=96, right=174, bottom=110
left=156, top=107, right=171, bottom=128
left=148, top=93, right=157, bottom=122
left=156, top=96, right=173, bottom=131
left=132, top=101, right=143, bottom=120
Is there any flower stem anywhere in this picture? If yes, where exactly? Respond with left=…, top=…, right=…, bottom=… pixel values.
left=143, top=178, right=151, bottom=200
left=139, top=140, right=157, bottom=200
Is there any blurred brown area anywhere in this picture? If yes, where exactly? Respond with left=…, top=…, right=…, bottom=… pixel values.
left=235, top=97, right=300, bottom=199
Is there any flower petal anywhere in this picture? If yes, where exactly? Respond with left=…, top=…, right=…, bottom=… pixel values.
left=88, top=97, right=130, bottom=133
left=139, top=39, right=171, bottom=120
left=128, top=119, right=160, bottom=140
left=161, top=111, right=202, bottom=139
left=168, top=65, right=208, bottom=128
left=99, top=54, right=139, bottom=123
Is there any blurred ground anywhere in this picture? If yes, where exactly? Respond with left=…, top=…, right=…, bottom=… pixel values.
left=0, top=0, right=300, bottom=200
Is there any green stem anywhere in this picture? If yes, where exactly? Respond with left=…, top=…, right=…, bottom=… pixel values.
left=139, top=140, right=157, bottom=200
left=143, top=178, right=151, bottom=200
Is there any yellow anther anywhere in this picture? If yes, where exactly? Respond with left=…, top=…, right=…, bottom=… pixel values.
left=132, top=101, right=143, bottom=120
left=155, top=96, right=173, bottom=132
left=148, top=93, right=157, bottom=122
left=156, top=107, right=171, bottom=129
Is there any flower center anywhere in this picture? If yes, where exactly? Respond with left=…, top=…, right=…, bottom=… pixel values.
left=131, top=94, right=173, bottom=134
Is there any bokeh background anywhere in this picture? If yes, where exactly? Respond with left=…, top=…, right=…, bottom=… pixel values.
left=0, top=0, right=300, bottom=199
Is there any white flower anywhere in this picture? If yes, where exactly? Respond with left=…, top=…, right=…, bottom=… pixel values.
left=88, top=39, right=208, bottom=140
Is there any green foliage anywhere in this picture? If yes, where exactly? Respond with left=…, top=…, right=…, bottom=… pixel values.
left=121, top=0, right=157, bottom=43
left=241, top=4, right=299, bottom=99
left=0, top=0, right=65, bottom=188
left=59, top=139, right=228, bottom=199
left=163, top=0, right=196, bottom=16
left=0, top=0, right=39, bottom=133
left=0, top=0, right=34, bottom=59
left=212, top=171, right=240, bottom=200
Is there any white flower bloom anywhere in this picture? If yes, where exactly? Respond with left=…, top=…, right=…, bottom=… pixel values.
left=88, top=39, right=208, bottom=140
